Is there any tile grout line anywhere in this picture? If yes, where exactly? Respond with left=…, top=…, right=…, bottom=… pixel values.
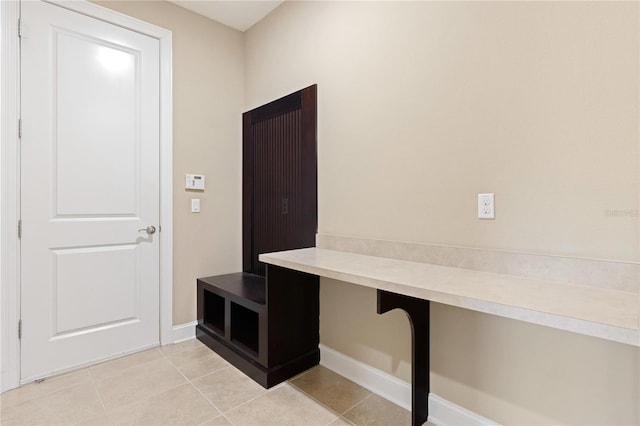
left=161, top=342, right=371, bottom=426
left=341, top=391, right=374, bottom=415
left=175, top=344, right=284, bottom=419
left=165, top=342, right=346, bottom=423
left=0, top=368, right=97, bottom=425
left=286, top=364, right=316, bottom=382
left=340, top=393, right=375, bottom=421
left=3, top=349, right=169, bottom=422
left=185, top=372, right=233, bottom=425
left=205, top=378, right=301, bottom=421
left=164, top=346, right=237, bottom=426
left=202, top=382, right=269, bottom=422
left=86, top=367, right=111, bottom=425
left=90, top=349, right=192, bottom=416
left=287, top=381, right=345, bottom=420
left=287, top=367, right=374, bottom=420
left=284, top=362, right=350, bottom=425
left=186, top=374, right=236, bottom=426
left=5, top=340, right=385, bottom=426
left=104, top=381, right=191, bottom=418
left=338, top=416, right=358, bottom=426
left=220, top=381, right=343, bottom=426
left=1, top=369, right=93, bottom=411
left=97, top=342, right=229, bottom=425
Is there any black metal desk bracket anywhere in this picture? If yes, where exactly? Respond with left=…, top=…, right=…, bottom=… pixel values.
left=377, top=290, right=430, bottom=426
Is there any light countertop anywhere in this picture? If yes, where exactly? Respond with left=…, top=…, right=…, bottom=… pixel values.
left=259, top=247, right=640, bottom=346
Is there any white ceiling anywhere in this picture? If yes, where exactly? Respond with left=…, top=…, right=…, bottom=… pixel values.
left=167, top=1, right=284, bottom=32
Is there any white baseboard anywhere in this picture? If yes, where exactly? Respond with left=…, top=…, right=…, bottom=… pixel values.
left=171, top=333, right=496, bottom=425
left=172, top=321, right=198, bottom=344
left=428, top=393, right=498, bottom=426
left=319, top=344, right=412, bottom=410
left=318, top=344, right=497, bottom=426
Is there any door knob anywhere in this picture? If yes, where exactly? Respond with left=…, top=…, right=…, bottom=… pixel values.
left=137, top=225, right=156, bottom=235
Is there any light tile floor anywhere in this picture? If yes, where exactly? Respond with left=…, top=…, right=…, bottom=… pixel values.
left=1, top=339, right=414, bottom=426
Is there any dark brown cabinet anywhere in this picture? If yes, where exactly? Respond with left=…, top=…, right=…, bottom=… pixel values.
left=197, top=269, right=318, bottom=388
left=196, top=85, right=318, bottom=388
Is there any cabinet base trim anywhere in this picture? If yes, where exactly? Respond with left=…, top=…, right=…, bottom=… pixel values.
left=197, top=325, right=319, bottom=388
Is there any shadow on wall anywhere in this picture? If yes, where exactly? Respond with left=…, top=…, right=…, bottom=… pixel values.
left=320, top=278, right=412, bottom=380
left=430, top=304, right=640, bottom=425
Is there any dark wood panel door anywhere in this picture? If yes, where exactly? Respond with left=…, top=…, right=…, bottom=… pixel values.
left=243, top=85, right=317, bottom=276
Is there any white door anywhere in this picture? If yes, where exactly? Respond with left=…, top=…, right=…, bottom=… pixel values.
left=20, top=0, right=160, bottom=381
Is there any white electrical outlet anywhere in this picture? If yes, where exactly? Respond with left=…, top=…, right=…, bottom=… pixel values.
left=478, top=193, right=495, bottom=219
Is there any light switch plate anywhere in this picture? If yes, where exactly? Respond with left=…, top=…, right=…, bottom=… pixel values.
left=191, top=198, right=200, bottom=213
left=185, top=174, right=205, bottom=190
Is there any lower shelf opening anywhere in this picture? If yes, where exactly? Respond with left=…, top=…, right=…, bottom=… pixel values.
left=203, top=291, right=225, bottom=335
left=230, top=302, right=259, bottom=356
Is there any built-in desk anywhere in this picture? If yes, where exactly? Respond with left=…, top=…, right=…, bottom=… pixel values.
left=259, top=247, right=640, bottom=425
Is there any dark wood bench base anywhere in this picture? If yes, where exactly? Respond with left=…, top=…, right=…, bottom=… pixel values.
left=196, top=267, right=320, bottom=389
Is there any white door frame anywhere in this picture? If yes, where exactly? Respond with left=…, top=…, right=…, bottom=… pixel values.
left=0, top=0, right=173, bottom=392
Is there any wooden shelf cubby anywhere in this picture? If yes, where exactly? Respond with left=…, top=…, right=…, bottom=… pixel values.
left=196, top=266, right=319, bottom=388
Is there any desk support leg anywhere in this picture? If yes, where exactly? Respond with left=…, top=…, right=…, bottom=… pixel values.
left=377, top=290, right=430, bottom=426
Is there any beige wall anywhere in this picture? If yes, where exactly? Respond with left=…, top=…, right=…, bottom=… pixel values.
left=245, top=1, right=639, bottom=424
left=89, top=0, right=639, bottom=423
left=94, top=1, right=244, bottom=325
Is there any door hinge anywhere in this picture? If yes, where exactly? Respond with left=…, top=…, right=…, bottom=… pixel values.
left=18, top=320, right=22, bottom=339
left=18, top=18, right=21, bottom=38
left=18, top=118, right=22, bottom=138
left=18, top=219, right=21, bottom=239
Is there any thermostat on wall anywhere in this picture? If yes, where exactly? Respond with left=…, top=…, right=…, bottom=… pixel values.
left=185, top=174, right=205, bottom=190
